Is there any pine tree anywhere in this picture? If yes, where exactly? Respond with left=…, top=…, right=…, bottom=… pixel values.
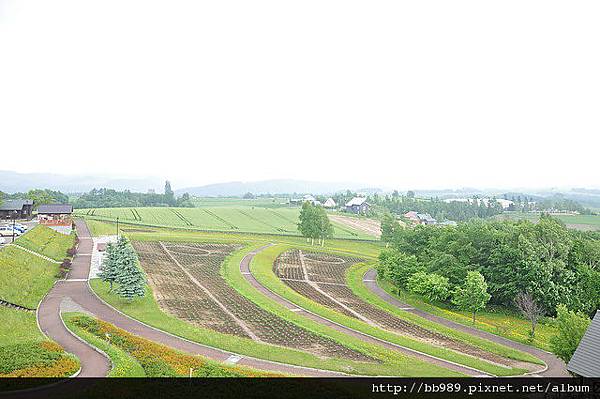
left=114, top=238, right=146, bottom=300
left=98, top=241, right=120, bottom=292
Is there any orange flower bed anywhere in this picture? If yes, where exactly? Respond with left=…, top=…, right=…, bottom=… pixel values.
left=72, top=315, right=281, bottom=377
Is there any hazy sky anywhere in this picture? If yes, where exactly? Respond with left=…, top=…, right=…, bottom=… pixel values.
left=1, top=1, right=598, bottom=190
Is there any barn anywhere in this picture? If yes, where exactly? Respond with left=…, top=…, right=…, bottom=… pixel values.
left=0, top=199, right=34, bottom=220
left=345, top=197, right=369, bottom=214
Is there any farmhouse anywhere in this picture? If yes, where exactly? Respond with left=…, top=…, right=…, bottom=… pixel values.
left=567, top=310, right=600, bottom=377
left=0, top=199, right=34, bottom=220
left=323, top=198, right=336, bottom=208
left=345, top=197, right=369, bottom=214
left=37, top=204, right=73, bottom=234
left=403, top=211, right=437, bottom=225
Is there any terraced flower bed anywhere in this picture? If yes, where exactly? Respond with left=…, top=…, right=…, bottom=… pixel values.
left=133, top=241, right=373, bottom=362
left=0, top=341, right=79, bottom=377
left=274, top=249, right=518, bottom=367
left=67, top=314, right=281, bottom=377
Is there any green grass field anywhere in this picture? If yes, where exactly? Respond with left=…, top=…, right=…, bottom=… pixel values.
left=497, top=211, right=600, bottom=231
left=74, top=206, right=374, bottom=240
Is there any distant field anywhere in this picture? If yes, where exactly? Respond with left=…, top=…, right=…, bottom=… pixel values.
left=497, top=212, right=600, bottom=231
left=192, top=197, right=289, bottom=208
left=74, top=206, right=375, bottom=240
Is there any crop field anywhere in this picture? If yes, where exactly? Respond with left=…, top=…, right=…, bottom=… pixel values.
left=497, top=211, right=600, bottom=231
left=133, top=241, right=373, bottom=361
left=274, top=249, right=521, bottom=368
left=75, top=206, right=374, bottom=239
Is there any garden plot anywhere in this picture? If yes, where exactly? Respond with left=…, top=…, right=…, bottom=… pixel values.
left=274, top=250, right=516, bottom=367
left=133, top=241, right=372, bottom=362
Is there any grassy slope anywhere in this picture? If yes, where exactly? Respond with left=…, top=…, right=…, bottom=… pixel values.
left=0, top=307, right=44, bottom=345
left=375, top=277, right=556, bottom=352
left=89, top=245, right=460, bottom=376
left=346, top=263, right=545, bottom=361
left=14, top=225, right=76, bottom=262
left=250, top=244, right=538, bottom=376
left=0, top=246, right=59, bottom=308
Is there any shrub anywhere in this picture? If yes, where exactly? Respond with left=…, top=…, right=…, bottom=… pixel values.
left=407, top=272, right=450, bottom=303
left=549, top=304, right=591, bottom=363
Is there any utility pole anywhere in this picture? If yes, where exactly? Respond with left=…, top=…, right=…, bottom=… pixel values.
left=116, top=217, right=119, bottom=238
left=11, top=214, right=15, bottom=243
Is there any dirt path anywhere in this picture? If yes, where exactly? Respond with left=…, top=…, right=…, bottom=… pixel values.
left=36, top=219, right=343, bottom=380
left=329, top=215, right=382, bottom=238
left=362, top=268, right=570, bottom=377
left=240, top=246, right=491, bottom=376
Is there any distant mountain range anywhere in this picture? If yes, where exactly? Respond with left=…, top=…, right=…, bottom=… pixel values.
left=175, top=179, right=382, bottom=196
left=0, top=171, right=379, bottom=196
left=0, top=170, right=163, bottom=193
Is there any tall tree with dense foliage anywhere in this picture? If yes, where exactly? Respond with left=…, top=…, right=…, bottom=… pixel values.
left=549, top=304, right=591, bottom=363
left=380, top=213, right=400, bottom=246
left=298, top=202, right=333, bottom=245
left=164, top=180, right=176, bottom=206
left=113, top=237, right=146, bottom=300
left=26, top=189, right=69, bottom=209
left=452, top=271, right=491, bottom=323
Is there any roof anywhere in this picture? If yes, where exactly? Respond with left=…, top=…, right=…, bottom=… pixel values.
left=37, top=204, right=73, bottom=214
left=0, top=199, right=33, bottom=211
left=417, top=213, right=436, bottom=222
left=567, top=310, right=600, bottom=377
left=323, top=198, right=336, bottom=207
left=345, top=197, right=367, bottom=207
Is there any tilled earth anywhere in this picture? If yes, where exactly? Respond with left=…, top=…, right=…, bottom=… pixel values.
left=132, top=241, right=374, bottom=362
left=274, top=249, right=517, bottom=367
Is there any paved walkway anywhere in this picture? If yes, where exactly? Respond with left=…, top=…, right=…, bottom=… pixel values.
left=362, top=268, right=570, bottom=377
left=37, top=220, right=342, bottom=378
left=240, top=246, right=490, bottom=377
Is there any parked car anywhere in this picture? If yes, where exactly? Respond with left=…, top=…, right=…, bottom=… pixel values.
left=13, top=223, right=28, bottom=231
left=10, top=224, right=26, bottom=234
left=0, top=225, right=22, bottom=237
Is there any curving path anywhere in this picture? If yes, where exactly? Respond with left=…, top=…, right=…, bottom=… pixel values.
left=37, top=220, right=344, bottom=378
left=362, top=268, right=570, bottom=377
left=240, top=246, right=492, bottom=377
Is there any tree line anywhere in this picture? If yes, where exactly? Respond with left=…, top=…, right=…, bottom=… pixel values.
left=380, top=215, right=599, bottom=317
left=72, top=181, right=194, bottom=209
left=0, top=189, right=69, bottom=209
left=372, top=193, right=504, bottom=221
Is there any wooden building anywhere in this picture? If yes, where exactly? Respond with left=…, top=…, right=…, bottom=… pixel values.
left=0, top=199, right=34, bottom=220
left=37, top=204, right=73, bottom=226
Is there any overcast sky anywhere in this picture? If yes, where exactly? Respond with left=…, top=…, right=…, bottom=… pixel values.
left=1, top=1, right=598, bottom=190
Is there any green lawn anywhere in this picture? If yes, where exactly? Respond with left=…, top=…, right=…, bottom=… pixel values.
left=375, top=277, right=557, bottom=352
left=74, top=206, right=374, bottom=240
left=0, top=246, right=59, bottom=308
left=249, top=244, right=537, bottom=376
left=14, top=224, right=76, bottom=261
